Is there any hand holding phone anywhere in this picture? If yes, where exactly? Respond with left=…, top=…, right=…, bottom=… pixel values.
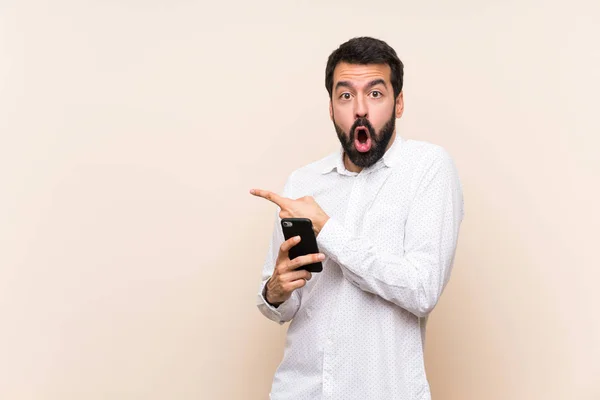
left=264, top=219, right=325, bottom=306
left=280, top=218, right=324, bottom=273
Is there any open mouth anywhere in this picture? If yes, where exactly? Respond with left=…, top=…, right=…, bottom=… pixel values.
left=354, top=127, right=372, bottom=152
left=356, top=127, right=369, bottom=143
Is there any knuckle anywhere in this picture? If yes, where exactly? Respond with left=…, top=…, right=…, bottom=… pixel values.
left=281, top=261, right=292, bottom=272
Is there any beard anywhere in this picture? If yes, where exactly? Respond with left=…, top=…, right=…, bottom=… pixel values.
left=333, top=109, right=396, bottom=169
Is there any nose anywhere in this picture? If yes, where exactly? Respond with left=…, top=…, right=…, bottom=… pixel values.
left=354, top=96, right=368, bottom=120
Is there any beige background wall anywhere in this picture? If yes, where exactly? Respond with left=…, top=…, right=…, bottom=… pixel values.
left=1, top=1, right=599, bottom=399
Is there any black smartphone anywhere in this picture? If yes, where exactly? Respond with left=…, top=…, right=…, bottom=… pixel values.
left=280, top=218, right=323, bottom=273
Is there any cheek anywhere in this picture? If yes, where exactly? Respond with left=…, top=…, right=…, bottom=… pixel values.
left=371, top=103, right=395, bottom=129
left=332, top=105, right=353, bottom=128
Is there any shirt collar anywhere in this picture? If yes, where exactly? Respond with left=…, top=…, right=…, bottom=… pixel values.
left=321, top=135, right=404, bottom=175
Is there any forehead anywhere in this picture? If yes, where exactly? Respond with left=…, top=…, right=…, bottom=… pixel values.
left=333, top=62, right=391, bottom=87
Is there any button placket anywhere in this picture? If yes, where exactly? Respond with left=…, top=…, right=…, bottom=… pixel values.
left=321, top=176, right=363, bottom=400
left=344, top=173, right=367, bottom=233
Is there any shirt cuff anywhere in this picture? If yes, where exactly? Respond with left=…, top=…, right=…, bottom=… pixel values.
left=316, top=217, right=365, bottom=289
left=257, top=278, right=294, bottom=324
left=316, top=217, right=351, bottom=262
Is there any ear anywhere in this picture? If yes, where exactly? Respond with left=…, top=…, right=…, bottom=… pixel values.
left=329, top=100, right=333, bottom=121
left=395, top=91, right=404, bottom=119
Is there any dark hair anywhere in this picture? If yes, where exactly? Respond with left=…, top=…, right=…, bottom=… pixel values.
left=325, top=37, right=404, bottom=99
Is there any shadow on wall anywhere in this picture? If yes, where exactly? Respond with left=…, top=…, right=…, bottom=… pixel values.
left=425, top=185, right=572, bottom=400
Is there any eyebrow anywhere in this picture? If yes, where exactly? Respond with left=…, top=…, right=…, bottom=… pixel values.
left=335, top=79, right=388, bottom=92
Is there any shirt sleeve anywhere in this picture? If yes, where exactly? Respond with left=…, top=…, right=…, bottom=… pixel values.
left=256, top=172, right=302, bottom=324
left=316, top=149, right=464, bottom=318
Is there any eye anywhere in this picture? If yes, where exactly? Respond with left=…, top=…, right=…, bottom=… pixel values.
left=340, top=93, right=351, bottom=100
left=370, top=90, right=382, bottom=98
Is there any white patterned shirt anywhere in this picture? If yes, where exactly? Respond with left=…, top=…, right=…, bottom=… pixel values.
left=257, top=135, right=464, bottom=400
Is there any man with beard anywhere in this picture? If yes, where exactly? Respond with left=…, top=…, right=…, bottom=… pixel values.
left=250, top=37, right=464, bottom=400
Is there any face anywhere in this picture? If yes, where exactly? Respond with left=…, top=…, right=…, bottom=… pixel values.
left=329, top=62, right=404, bottom=169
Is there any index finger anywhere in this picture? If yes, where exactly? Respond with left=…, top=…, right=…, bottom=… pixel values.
left=276, top=235, right=302, bottom=265
left=279, top=235, right=301, bottom=255
left=250, top=188, right=288, bottom=208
